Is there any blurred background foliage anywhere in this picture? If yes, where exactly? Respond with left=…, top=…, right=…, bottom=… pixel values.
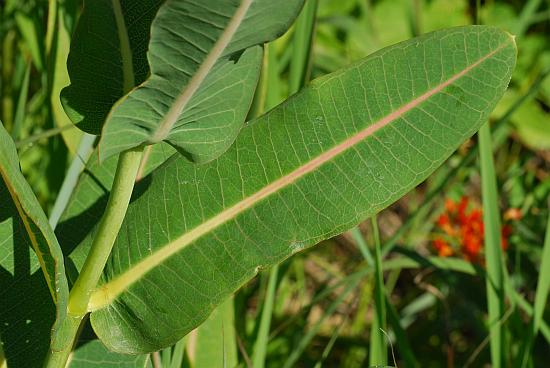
left=0, top=0, right=549, bottom=367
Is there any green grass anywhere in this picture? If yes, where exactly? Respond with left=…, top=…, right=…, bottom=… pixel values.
left=479, top=122, right=508, bottom=367
left=369, top=217, right=387, bottom=367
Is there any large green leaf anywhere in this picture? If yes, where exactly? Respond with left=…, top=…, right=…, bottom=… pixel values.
left=73, top=26, right=515, bottom=353
left=61, top=0, right=164, bottom=134
left=0, top=123, right=69, bottom=367
left=97, top=0, right=305, bottom=163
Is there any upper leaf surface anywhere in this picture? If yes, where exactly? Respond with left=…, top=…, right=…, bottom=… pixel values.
left=61, top=0, right=164, bottom=134
left=0, top=123, right=70, bottom=367
left=99, top=0, right=304, bottom=163
left=84, top=26, right=515, bottom=353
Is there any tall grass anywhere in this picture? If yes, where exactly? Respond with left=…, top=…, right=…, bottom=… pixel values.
left=369, top=217, right=387, bottom=367
left=479, top=123, right=508, bottom=367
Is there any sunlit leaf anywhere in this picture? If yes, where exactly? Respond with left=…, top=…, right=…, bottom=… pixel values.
left=71, top=26, right=516, bottom=353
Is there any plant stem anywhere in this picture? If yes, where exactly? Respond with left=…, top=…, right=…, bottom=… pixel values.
left=44, top=147, right=144, bottom=367
left=69, top=147, right=143, bottom=313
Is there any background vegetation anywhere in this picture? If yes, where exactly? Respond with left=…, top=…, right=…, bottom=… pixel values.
left=0, top=0, right=549, bottom=367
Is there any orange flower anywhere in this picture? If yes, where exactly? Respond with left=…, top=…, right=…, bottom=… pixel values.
left=437, top=213, right=454, bottom=235
left=457, top=196, right=469, bottom=223
left=433, top=238, right=453, bottom=257
left=462, top=234, right=482, bottom=261
left=432, top=196, right=513, bottom=264
left=445, top=198, right=456, bottom=212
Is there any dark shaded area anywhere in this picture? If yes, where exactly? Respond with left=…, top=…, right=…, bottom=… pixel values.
left=0, top=183, right=56, bottom=368
left=60, top=0, right=164, bottom=134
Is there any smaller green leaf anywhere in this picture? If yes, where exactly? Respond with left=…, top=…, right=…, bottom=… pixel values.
left=98, top=0, right=305, bottom=163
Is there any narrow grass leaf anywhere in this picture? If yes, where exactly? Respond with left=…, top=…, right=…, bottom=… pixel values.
left=289, top=0, right=318, bottom=94
left=48, top=133, right=96, bottom=229
left=369, top=217, right=387, bottom=367
left=252, top=265, right=279, bottom=368
left=479, top=122, right=507, bottom=367
left=386, top=295, right=418, bottom=367
left=533, top=203, right=550, bottom=334
left=14, top=12, right=44, bottom=71
left=313, top=319, right=346, bottom=368
left=169, top=337, right=188, bottom=368
left=350, top=227, right=374, bottom=266
left=11, top=61, right=30, bottom=140
left=190, top=298, right=238, bottom=368
left=282, top=278, right=359, bottom=368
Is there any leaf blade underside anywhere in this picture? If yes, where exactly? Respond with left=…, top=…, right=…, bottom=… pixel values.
left=80, top=26, right=515, bottom=353
left=97, top=0, right=305, bottom=163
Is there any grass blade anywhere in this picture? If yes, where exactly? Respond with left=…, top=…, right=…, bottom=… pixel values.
left=48, top=133, right=95, bottom=228
left=369, top=217, right=387, bottom=367
left=534, top=201, right=550, bottom=334
left=313, top=318, right=346, bottom=368
left=252, top=265, right=279, bottom=368
left=288, top=0, right=318, bottom=94
left=351, top=227, right=374, bottom=266
left=282, top=278, right=359, bottom=368
left=386, top=296, right=418, bottom=367
left=11, top=61, right=31, bottom=140
left=169, top=336, right=188, bottom=368
left=479, top=122, right=507, bottom=367
left=513, top=0, right=543, bottom=38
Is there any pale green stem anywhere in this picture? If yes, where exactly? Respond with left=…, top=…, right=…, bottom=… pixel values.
left=44, top=147, right=144, bottom=367
left=68, top=147, right=144, bottom=315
